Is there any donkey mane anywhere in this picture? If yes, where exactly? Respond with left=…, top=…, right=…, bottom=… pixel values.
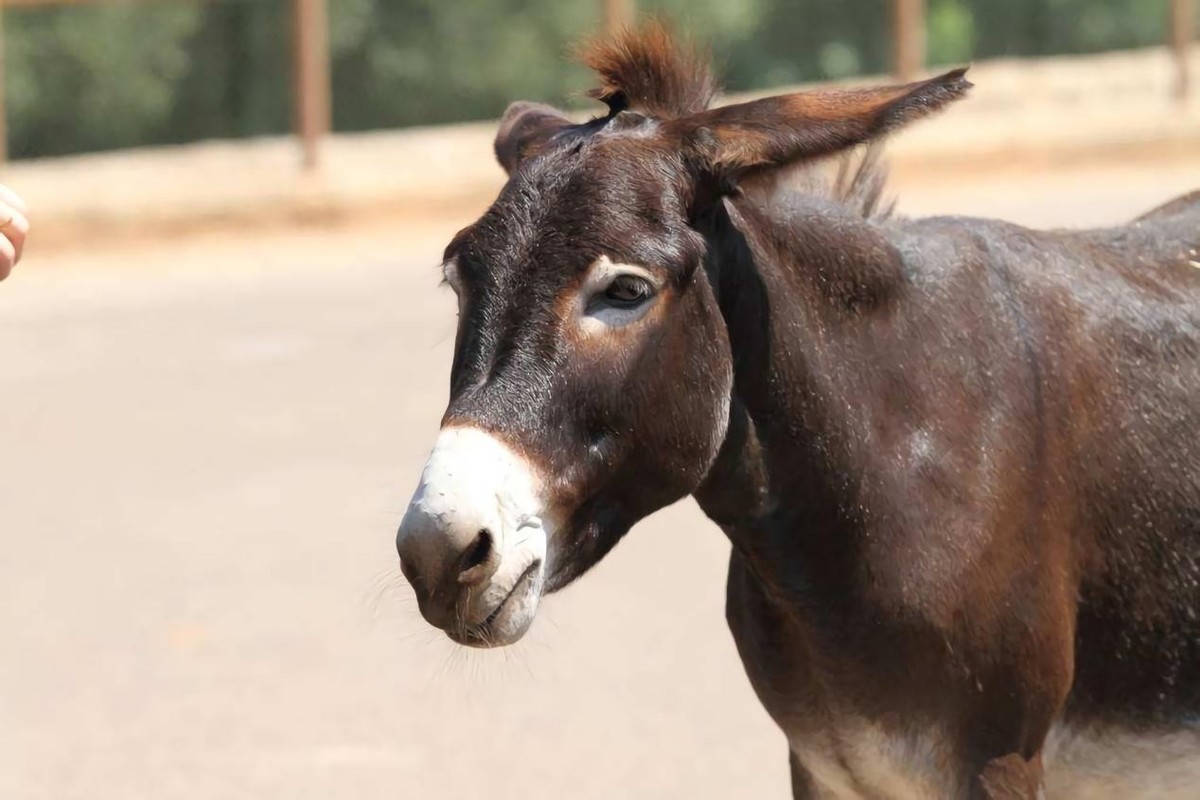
left=761, top=146, right=897, bottom=222
left=830, top=147, right=896, bottom=221
left=579, top=22, right=717, bottom=117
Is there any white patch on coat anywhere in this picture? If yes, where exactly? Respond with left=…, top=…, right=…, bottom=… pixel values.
left=441, top=257, right=461, bottom=290
left=789, top=721, right=960, bottom=800
left=398, top=426, right=550, bottom=643
left=1043, top=721, right=1200, bottom=799
left=441, top=258, right=465, bottom=315
left=788, top=719, right=1200, bottom=799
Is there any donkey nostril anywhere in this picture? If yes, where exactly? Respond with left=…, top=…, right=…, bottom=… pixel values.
left=463, top=530, right=492, bottom=570
left=457, top=529, right=497, bottom=584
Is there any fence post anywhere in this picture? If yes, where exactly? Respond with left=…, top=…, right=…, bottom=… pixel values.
left=292, top=0, right=331, bottom=171
left=1172, top=0, right=1195, bottom=101
left=893, top=0, right=926, bottom=81
left=602, top=0, right=633, bottom=36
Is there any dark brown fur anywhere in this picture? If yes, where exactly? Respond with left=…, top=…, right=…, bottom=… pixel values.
left=401, top=25, right=1200, bottom=799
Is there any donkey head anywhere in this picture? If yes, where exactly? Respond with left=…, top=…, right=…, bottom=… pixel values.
left=396, top=25, right=970, bottom=647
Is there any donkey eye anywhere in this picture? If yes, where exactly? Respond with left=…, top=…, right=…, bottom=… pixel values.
left=604, top=274, right=654, bottom=306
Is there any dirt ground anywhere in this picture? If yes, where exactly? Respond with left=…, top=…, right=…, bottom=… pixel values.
left=4, top=155, right=1200, bottom=800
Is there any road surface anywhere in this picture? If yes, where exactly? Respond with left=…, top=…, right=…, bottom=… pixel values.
left=4, top=157, right=1200, bottom=799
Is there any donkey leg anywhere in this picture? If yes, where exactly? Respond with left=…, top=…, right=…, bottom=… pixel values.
left=962, top=657, right=1062, bottom=800
left=789, top=749, right=821, bottom=799
left=974, top=751, right=1045, bottom=800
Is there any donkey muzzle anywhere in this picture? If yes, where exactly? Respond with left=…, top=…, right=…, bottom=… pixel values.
left=396, top=426, right=549, bottom=646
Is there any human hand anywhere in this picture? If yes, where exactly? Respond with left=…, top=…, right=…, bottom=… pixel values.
left=0, top=185, right=30, bottom=281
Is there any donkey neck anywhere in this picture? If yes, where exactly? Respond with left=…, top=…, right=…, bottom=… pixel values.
left=692, top=190, right=910, bottom=591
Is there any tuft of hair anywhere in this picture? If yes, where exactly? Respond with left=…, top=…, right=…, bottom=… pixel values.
left=578, top=21, right=717, bottom=118
left=831, top=145, right=895, bottom=221
left=746, top=144, right=896, bottom=223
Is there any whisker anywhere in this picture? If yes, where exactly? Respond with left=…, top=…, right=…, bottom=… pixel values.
left=432, top=642, right=462, bottom=686
left=360, top=565, right=412, bottom=623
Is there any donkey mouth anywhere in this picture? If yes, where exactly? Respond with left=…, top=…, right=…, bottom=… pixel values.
left=456, top=560, right=542, bottom=648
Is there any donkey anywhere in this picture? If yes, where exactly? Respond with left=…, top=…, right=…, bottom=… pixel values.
left=395, top=26, right=1200, bottom=799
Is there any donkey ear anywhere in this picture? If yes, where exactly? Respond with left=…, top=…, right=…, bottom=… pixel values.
left=670, top=68, right=971, bottom=181
left=494, top=101, right=575, bottom=175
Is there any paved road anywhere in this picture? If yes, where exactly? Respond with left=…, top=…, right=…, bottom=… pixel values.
left=4, top=158, right=1200, bottom=800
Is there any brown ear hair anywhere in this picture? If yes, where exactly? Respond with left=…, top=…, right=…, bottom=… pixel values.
left=493, top=101, right=575, bottom=175
left=669, top=68, right=971, bottom=180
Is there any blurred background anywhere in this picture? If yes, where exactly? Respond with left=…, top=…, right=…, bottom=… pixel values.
left=2, top=2, right=1199, bottom=799
left=0, top=0, right=1191, bottom=159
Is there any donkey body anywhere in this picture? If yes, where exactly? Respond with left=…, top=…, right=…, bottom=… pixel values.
left=704, top=181, right=1200, bottom=797
left=396, top=27, right=1200, bottom=798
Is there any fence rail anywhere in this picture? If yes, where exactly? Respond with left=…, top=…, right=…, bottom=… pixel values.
left=0, top=0, right=1193, bottom=170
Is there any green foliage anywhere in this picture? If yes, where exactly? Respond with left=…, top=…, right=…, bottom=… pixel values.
left=5, top=5, right=202, bottom=158
left=327, top=0, right=597, bottom=129
left=928, top=0, right=976, bottom=66
left=0, top=0, right=1181, bottom=160
left=962, top=0, right=1167, bottom=59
